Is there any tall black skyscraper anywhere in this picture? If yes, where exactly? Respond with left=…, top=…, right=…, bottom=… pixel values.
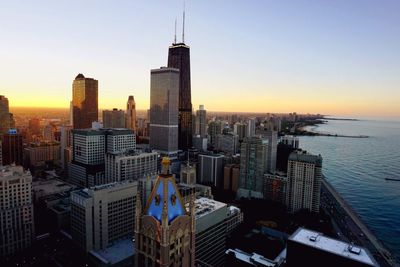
left=167, top=12, right=193, bottom=151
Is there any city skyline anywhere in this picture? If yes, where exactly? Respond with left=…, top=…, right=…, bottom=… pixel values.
left=1, top=1, right=400, bottom=118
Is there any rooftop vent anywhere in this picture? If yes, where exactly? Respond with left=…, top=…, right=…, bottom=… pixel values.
left=309, top=235, right=318, bottom=242
left=348, top=245, right=361, bottom=255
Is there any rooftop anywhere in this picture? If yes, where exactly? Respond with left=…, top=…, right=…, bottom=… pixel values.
left=226, top=249, right=279, bottom=267
left=289, top=228, right=378, bottom=266
left=193, top=197, right=226, bottom=220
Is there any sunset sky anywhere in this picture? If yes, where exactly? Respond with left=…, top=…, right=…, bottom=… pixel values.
left=1, top=1, right=399, bottom=117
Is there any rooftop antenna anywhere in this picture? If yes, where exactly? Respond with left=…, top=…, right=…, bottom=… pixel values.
left=174, top=18, right=177, bottom=44
left=182, top=1, right=185, bottom=43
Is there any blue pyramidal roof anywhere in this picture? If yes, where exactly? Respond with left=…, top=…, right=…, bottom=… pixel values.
left=145, top=174, right=186, bottom=224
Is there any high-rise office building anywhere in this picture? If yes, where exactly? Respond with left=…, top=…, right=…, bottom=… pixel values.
left=215, top=133, right=239, bottom=155
left=198, top=153, right=224, bottom=188
left=69, top=128, right=136, bottom=187
left=180, top=163, right=196, bottom=185
left=135, top=158, right=195, bottom=267
left=126, top=95, right=137, bottom=132
left=195, top=105, right=207, bottom=137
left=246, top=118, right=256, bottom=137
left=286, top=151, right=322, bottom=213
left=105, top=151, right=158, bottom=182
left=0, top=165, right=35, bottom=256
left=102, top=109, right=125, bottom=128
left=234, top=122, right=247, bottom=141
left=60, top=125, right=73, bottom=170
left=1, top=130, right=23, bottom=166
left=28, top=118, right=41, bottom=136
left=72, top=73, right=98, bottom=129
left=149, top=67, right=180, bottom=154
left=0, top=95, right=15, bottom=134
left=70, top=180, right=137, bottom=252
left=168, top=39, right=193, bottom=151
left=208, top=120, right=223, bottom=147
left=224, top=164, right=240, bottom=193
left=260, top=130, right=278, bottom=174
left=237, top=137, right=267, bottom=199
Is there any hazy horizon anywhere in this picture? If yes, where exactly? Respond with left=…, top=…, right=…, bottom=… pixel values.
left=1, top=1, right=400, bottom=117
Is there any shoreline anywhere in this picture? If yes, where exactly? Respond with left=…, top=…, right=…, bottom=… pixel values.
left=321, top=177, right=398, bottom=266
left=295, top=119, right=369, bottom=138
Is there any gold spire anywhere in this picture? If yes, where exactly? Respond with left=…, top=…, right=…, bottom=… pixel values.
left=161, top=157, right=171, bottom=175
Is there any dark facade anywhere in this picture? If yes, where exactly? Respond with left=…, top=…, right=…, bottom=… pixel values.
left=72, top=73, right=98, bottom=129
left=167, top=43, right=193, bottom=151
left=1, top=132, right=23, bottom=166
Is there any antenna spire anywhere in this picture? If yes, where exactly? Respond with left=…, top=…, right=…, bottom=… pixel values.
left=182, top=1, right=185, bottom=43
left=174, top=18, right=177, bottom=44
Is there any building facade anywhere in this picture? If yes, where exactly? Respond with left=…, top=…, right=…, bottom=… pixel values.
left=102, top=109, right=125, bottom=128
left=286, top=151, right=322, bottom=213
left=264, top=173, right=287, bottom=204
left=72, top=73, right=98, bottom=129
left=0, top=95, right=15, bottom=134
left=23, top=141, right=61, bottom=168
left=149, top=67, right=180, bottom=154
left=0, top=165, right=35, bottom=256
left=126, top=95, right=137, bottom=132
left=1, top=131, right=23, bottom=166
left=168, top=43, right=193, bottom=151
left=195, top=105, right=207, bottom=138
left=70, top=181, right=137, bottom=252
left=198, top=153, right=224, bottom=188
left=135, top=158, right=195, bottom=267
left=105, top=151, right=158, bottom=182
left=237, top=137, right=267, bottom=199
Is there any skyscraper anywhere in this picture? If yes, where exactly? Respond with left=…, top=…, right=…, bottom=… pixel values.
left=149, top=67, right=180, bottom=154
left=135, top=157, right=195, bottom=267
left=102, top=108, right=125, bottom=128
left=0, top=165, right=35, bottom=256
left=195, top=105, right=207, bottom=137
left=237, top=136, right=267, bottom=199
left=126, top=95, right=137, bottom=132
left=0, top=95, right=15, bottom=134
left=286, top=151, right=322, bottom=213
left=1, top=130, right=23, bottom=166
left=72, top=73, right=98, bottom=129
left=167, top=28, right=193, bottom=150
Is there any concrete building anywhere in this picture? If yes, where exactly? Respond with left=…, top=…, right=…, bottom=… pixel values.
left=257, top=130, right=278, bottom=174
left=102, top=109, right=126, bottom=128
left=69, top=128, right=136, bottom=187
left=247, top=118, right=256, bottom=137
left=135, top=158, right=195, bottom=267
left=208, top=120, right=223, bottom=147
left=149, top=67, right=180, bottom=154
left=224, top=164, right=240, bottom=193
left=281, top=135, right=299, bottom=149
left=195, top=105, right=207, bottom=137
left=0, top=95, right=15, bottom=134
left=286, top=151, right=322, bottom=213
left=23, top=141, right=61, bottom=169
left=198, top=153, right=224, bottom=188
left=72, top=73, right=98, bottom=129
left=180, top=163, right=196, bottom=185
left=215, top=133, right=239, bottom=155
left=126, top=95, right=137, bottom=132
left=237, top=137, right=267, bottom=199
left=287, top=228, right=379, bottom=267
left=70, top=180, right=137, bottom=252
left=234, top=122, right=247, bottom=141
left=105, top=150, right=158, bottom=182
left=1, top=130, right=23, bottom=166
left=0, top=165, right=35, bottom=256
left=263, top=173, right=287, bottom=204
left=60, top=125, right=73, bottom=170
left=194, top=197, right=244, bottom=267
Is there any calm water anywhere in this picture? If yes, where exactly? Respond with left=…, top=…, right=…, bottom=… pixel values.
left=299, top=118, right=400, bottom=261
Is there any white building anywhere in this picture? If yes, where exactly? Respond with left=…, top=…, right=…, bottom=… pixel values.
left=281, top=135, right=299, bottom=149
left=70, top=180, right=138, bottom=252
left=105, top=151, right=158, bottom=182
left=286, top=151, right=322, bottom=213
left=0, top=165, right=35, bottom=256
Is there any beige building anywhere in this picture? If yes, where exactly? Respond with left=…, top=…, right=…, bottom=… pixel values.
left=24, top=141, right=61, bottom=168
left=286, top=151, right=322, bottom=213
left=70, top=180, right=138, bottom=252
left=0, top=165, right=35, bottom=256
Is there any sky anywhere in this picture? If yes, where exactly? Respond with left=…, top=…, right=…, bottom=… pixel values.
left=1, top=0, right=399, bottom=117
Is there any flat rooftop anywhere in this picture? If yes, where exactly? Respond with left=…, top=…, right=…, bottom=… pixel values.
left=193, top=197, right=226, bottom=220
left=226, top=249, right=278, bottom=267
left=90, top=238, right=134, bottom=265
left=289, top=228, right=378, bottom=266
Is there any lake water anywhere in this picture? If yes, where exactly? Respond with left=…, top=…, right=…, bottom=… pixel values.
left=299, top=118, right=400, bottom=261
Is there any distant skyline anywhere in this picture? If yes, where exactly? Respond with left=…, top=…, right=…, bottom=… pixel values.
left=1, top=1, right=400, bottom=117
